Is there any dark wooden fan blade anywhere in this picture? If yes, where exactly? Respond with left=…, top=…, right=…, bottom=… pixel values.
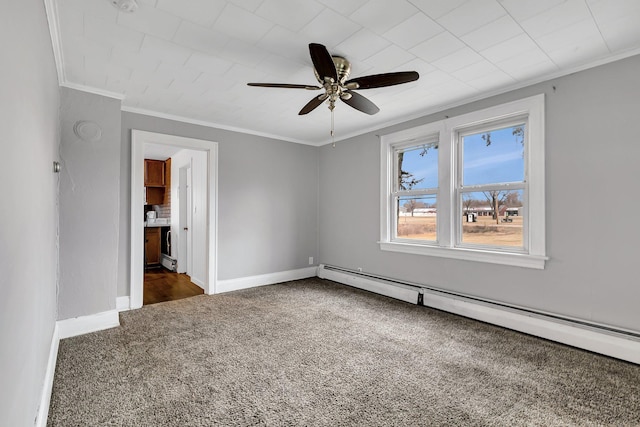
left=309, top=43, right=338, bottom=83
left=344, top=71, right=419, bottom=89
left=247, top=83, right=321, bottom=90
left=341, top=91, right=379, bottom=115
left=299, top=95, right=326, bottom=115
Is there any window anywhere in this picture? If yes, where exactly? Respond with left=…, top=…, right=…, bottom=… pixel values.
left=380, top=95, right=546, bottom=269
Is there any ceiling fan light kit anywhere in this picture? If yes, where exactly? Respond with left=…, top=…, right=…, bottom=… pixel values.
left=248, top=43, right=419, bottom=145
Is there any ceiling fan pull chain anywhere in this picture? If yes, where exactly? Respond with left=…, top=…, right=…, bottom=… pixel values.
left=331, top=108, right=335, bottom=148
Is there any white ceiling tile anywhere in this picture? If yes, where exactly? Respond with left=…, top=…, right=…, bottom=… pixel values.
left=110, top=46, right=160, bottom=73
left=172, top=21, right=229, bottom=56
left=495, top=47, right=551, bottom=71
left=535, top=18, right=608, bottom=57
left=155, top=62, right=202, bottom=84
left=501, top=59, right=559, bottom=81
left=225, top=0, right=266, bottom=13
left=218, top=38, right=271, bottom=68
left=520, top=0, right=592, bottom=39
left=300, top=8, right=361, bottom=48
left=193, top=72, right=233, bottom=92
left=123, top=81, right=149, bottom=97
left=63, top=35, right=111, bottom=66
left=213, top=3, right=274, bottom=44
left=63, top=0, right=119, bottom=20
left=437, top=0, right=507, bottom=37
left=57, top=6, right=83, bottom=39
left=156, top=0, right=227, bottom=28
left=588, top=0, right=640, bottom=52
left=315, top=0, right=369, bottom=16
left=382, top=13, right=443, bottom=49
left=137, top=0, right=158, bottom=7
left=431, top=47, right=483, bottom=73
left=117, top=2, right=181, bottom=40
left=410, top=31, right=466, bottom=63
left=542, top=39, right=610, bottom=67
left=363, top=44, right=415, bottom=71
left=349, top=0, right=419, bottom=35
left=498, top=0, right=568, bottom=21
left=84, top=15, right=145, bottom=52
left=139, top=36, right=193, bottom=65
left=85, top=56, right=132, bottom=85
left=224, top=63, right=267, bottom=84
left=335, top=28, right=391, bottom=61
left=83, top=70, right=107, bottom=89
left=184, top=51, right=234, bottom=75
left=465, top=69, right=516, bottom=91
left=411, top=69, right=455, bottom=91
left=460, top=15, right=523, bottom=52
left=130, top=68, right=173, bottom=89
left=61, top=46, right=84, bottom=72
left=394, top=58, right=436, bottom=76
left=479, top=33, right=539, bottom=64
left=408, top=0, right=468, bottom=20
left=341, top=58, right=374, bottom=77
left=105, top=75, right=129, bottom=93
left=451, top=60, right=500, bottom=82
left=429, top=80, right=477, bottom=98
left=256, top=26, right=314, bottom=61
left=255, top=0, right=325, bottom=32
left=52, top=0, right=640, bottom=145
left=255, top=54, right=309, bottom=81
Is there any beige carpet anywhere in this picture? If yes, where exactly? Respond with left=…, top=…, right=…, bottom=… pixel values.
left=48, top=278, right=640, bottom=426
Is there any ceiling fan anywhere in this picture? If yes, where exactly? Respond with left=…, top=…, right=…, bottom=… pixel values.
left=247, top=43, right=419, bottom=139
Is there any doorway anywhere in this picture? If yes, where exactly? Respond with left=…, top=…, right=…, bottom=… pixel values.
left=131, top=130, right=218, bottom=310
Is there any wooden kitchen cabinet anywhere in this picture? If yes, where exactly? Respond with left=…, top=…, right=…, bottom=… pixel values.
left=145, top=227, right=161, bottom=267
left=144, top=159, right=165, bottom=187
left=145, top=187, right=164, bottom=205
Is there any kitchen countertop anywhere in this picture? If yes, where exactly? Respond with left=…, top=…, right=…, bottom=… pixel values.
left=144, top=221, right=170, bottom=227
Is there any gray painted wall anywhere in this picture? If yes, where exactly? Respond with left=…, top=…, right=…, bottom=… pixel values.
left=58, top=88, right=121, bottom=319
left=119, top=113, right=319, bottom=296
left=0, top=0, right=60, bottom=425
left=319, top=55, right=640, bottom=333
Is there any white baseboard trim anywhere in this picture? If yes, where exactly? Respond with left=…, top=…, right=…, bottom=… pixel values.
left=191, top=276, right=205, bottom=289
left=318, top=265, right=640, bottom=365
left=318, top=265, right=419, bottom=304
left=35, top=323, right=59, bottom=427
left=216, top=266, right=318, bottom=294
left=57, top=310, right=120, bottom=340
left=116, top=296, right=130, bottom=312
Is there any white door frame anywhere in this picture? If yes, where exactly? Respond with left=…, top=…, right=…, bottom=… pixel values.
left=130, top=130, right=218, bottom=309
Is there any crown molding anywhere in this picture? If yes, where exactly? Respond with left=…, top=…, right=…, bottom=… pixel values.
left=61, top=82, right=126, bottom=100
left=120, top=106, right=318, bottom=146
left=43, top=0, right=64, bottom=85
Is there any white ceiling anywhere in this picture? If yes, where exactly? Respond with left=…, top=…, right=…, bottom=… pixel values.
left=48, top=0, right=640, bottom=145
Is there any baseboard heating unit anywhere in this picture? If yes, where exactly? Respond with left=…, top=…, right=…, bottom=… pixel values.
left=317, top=264, right=640, bottom=365
left=161, top=254, right=177, bottom=272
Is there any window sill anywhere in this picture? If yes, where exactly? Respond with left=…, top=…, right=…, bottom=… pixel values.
left=379, top=241, right=547, bottom=269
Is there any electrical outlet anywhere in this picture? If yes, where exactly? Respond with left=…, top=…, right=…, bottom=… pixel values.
left=357, top=267, right=363, bottom=272
left=308, top=257, right=313, bottom=265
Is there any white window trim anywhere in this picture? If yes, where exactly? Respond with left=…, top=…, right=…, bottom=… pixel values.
left=380, top=94, right=547, bottom=269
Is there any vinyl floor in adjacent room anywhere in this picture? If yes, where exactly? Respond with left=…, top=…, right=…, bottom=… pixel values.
left=143, top=267, right=203, bottom=305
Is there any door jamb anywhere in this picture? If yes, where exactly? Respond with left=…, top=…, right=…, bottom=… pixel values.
left=130, top=130, right=218, bottom=309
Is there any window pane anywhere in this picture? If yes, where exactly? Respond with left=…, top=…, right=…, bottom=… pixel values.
left=397, top=195, right=437, bottom=241
left=461, top=190, right=523, bottom=248
left=397, top=142, right=438, bottom=190
left=462, top=125, right=525, bottom=186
